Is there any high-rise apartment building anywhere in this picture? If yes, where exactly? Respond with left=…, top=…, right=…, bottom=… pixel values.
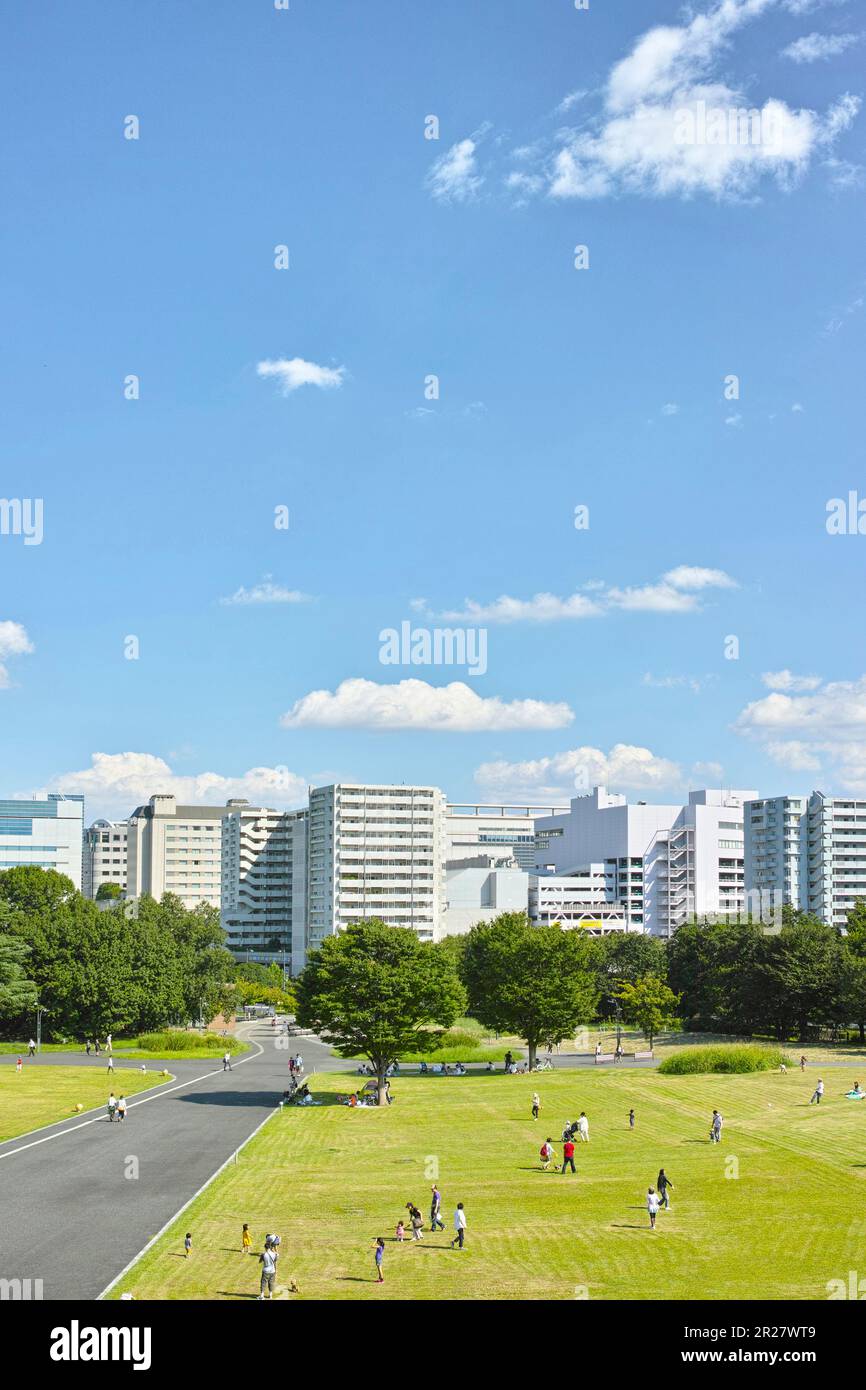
left=82, top=819, right=129, bottom=898
left=745, top=791, right=866, bottom=928
left=0, top=793, right=84, bottom=891
left=220, top=803, right=307, bottom=971
left=306, top=784, right=446, bottom=955
left=126, top=794, right=234, bottom=909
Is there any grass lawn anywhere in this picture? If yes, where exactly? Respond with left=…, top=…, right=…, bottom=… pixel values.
left=109, top=1065, right=866, bottom=1301
left=0, top=1065, right=170, bottom=1142
left=0, top=1036, right=248, bottom=1061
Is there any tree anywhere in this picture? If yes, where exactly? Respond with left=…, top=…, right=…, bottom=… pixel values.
left=95, top=882, right=123, bottom=901
left=294, top=920, right=466, bottom=1105
left=461, top=913, right=598, bottom=1069
left=0, top=935, right=38, bottom=1019
left=590, top=932, right=666, bottom=1017
left=615, top=974, right=680, bottom=1049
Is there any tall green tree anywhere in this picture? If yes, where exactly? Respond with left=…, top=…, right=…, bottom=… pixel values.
left=295, top=920, right=466, bottom=1105
left=461, top=913, right=598, bottom=1069
left=0, top=935, right=38, bottom=1020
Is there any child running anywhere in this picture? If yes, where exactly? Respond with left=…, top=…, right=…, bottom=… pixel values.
left=374, top=1237, right=385, bottom=1283
left=540, top=1137, right=554, bottom=1171
left=647, top=1188, right=660, bottom=1230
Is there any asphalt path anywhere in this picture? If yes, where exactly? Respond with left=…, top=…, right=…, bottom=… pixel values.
left=0, top=1025, right=343, bottom=1300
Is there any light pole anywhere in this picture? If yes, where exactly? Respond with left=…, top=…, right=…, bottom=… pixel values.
left=36, top=1006, right=46, bottom=1054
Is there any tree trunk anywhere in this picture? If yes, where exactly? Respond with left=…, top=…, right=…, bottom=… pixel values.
left=528, top=1041, right=537, bottom=1070
left=377, top=1063, right=388, bottom=1108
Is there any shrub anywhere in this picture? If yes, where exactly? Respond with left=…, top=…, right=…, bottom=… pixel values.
left=658, top=1044, right=791, bottom=1075
left=135, top=1031, right=243, bottom=1054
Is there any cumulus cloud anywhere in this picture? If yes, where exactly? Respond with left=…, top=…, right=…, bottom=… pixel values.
left=30, top=752, right=308, bottom=822
left=427, top=125, right=491, bottom=203
left=256, top=358, right=345, bottom=394
left=761, top=669, right=822, bottom=692
left=503, top=0, right=860, bottom=202
left=428, top=565, right=737, bottom=623
left=220, top=580, right=310, bottom=606
left=782, top=31, right=861, bottom=62
left=474, top=743, right=683, bottom=802
left=735, top=675, right=866, bottom=790
left=279, top=678, right=573, bottom=732
left=0, top=619, right=34, bottom=689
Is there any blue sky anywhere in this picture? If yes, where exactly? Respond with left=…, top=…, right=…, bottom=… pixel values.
left=1, top=0, right=864, bottom=820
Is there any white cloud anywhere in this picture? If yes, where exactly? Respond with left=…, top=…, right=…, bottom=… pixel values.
left=661, top=402, right=680, bottom=415
left=427, top=126, right=490, bottom=203
left=557, top=90, right=589, bottom=115
left=30, top=752, right=308, bottom=822
left=256, top=358, right=345, bottom=394
left=761, top=669, right=822, bottom=692
left=725, top=413, right=743, bottom=426
left=279, top=678, right=573, bottom=732
left=474, top=743, right=683, bottom=801
left=219, top=581, right=310, bottom=606
left=782, top=31, right=860, bottom=62
left=430, top=566, right=737, bottom=623
left=529, top=0, right=860, bottom=202
left=0, top=620, right=34, bottom=689
left=735, top=675, right=866, bottom=791
left=439, top=593, right=603, bottom=624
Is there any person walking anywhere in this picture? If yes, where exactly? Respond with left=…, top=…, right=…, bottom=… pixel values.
left=531, top=1092, right=541, bottom=1120
left=430, top=1185, right=445, bottom=1232
left=647, top=1187, right=660, bottom=1230
left=710, top=1110, right=723, bottom=1143
left=257, top=1242, right=277, bottom=1297
left=373, top=1237, right=385, bottom=1283
left=223, top=1051, right=232, bottom=1072
left=577, top=1112, right=589, bottom=1143
left=117, top=1095, right=127, bottom=1123
left=561, top=1136, right=576, bottom=1175
left=242, top=1223, right=252, bottom=1254
left=657, top=1168, right=673, bottom=1210
left=595, top=1041, right=602, bottom=1060
left=107, top=1055, right=114, bottom=1074
left=810, top=1078, right=825, bottom=1105
left=184, top=1232, right=193, bottom=1259
left=15, top=1056, right=22, bottom=1074
left=629, top=1108, right=635, bottom=1129
left=28, top=1038, right=36, bottom=1058
left=85, top=1040, right=91, bottom=1057
left=800, top=1055, right=807, bottom=1072
left=94, top=1038, right=100, bottom=1055
left=106, top=1033, right=112, bottom=1055
left=540, top=1137, right=554, bottom=1171
left=451, top=1202, right=467, bottom=1249
left=614, top=1042, right=623, bottom=1063
left=107, top=1092, right=117, bottom=1122
left=296, top=1054, right=304, bottom=1073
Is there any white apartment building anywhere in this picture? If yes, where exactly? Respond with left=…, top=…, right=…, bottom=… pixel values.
left=306, top=784, right=446, bottom=954
left=535, top=785, right=757, bottom=937
left=82, top=819, right=128, bottom=898
left=126, top=794, right=235, bottom=909
left=221, top=803, right=307, bottom=972
left=0, top=793, right=84, bottom=891
left=745, top=792, right=866, bottom=928
left=445, top=803, right=565, bottom=871
left=442, top=853, right=528, bottom=936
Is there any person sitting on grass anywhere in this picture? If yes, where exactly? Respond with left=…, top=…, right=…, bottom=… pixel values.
left=846, top=1082, right=864, bottom=1099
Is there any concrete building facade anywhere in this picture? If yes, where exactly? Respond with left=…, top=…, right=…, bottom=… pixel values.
left=220, top=803, right=307, bottom=972
left=82, top=819, right=128, bottom=898
left=126, top=794, right=234, bottom=909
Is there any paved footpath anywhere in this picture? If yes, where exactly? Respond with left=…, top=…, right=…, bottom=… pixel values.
left=0, top=1025, right=343, bottom=1301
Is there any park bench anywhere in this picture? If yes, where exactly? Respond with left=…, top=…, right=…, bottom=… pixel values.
left=634, top=1050, right=655, bottom=1060
left=594, top=1054, right=615, bottom=1064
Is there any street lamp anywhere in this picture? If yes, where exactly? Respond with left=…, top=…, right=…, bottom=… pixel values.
left=36, top=1006, right=47, bottom=1054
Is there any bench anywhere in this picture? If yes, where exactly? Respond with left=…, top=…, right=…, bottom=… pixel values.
left=594, top=1054, right=615, bottom=1063
left=635, top=1050, right=655, bottom=1060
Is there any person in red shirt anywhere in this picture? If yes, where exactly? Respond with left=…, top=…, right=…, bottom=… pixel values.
left=561, top=1137, right=576, bottom=1174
